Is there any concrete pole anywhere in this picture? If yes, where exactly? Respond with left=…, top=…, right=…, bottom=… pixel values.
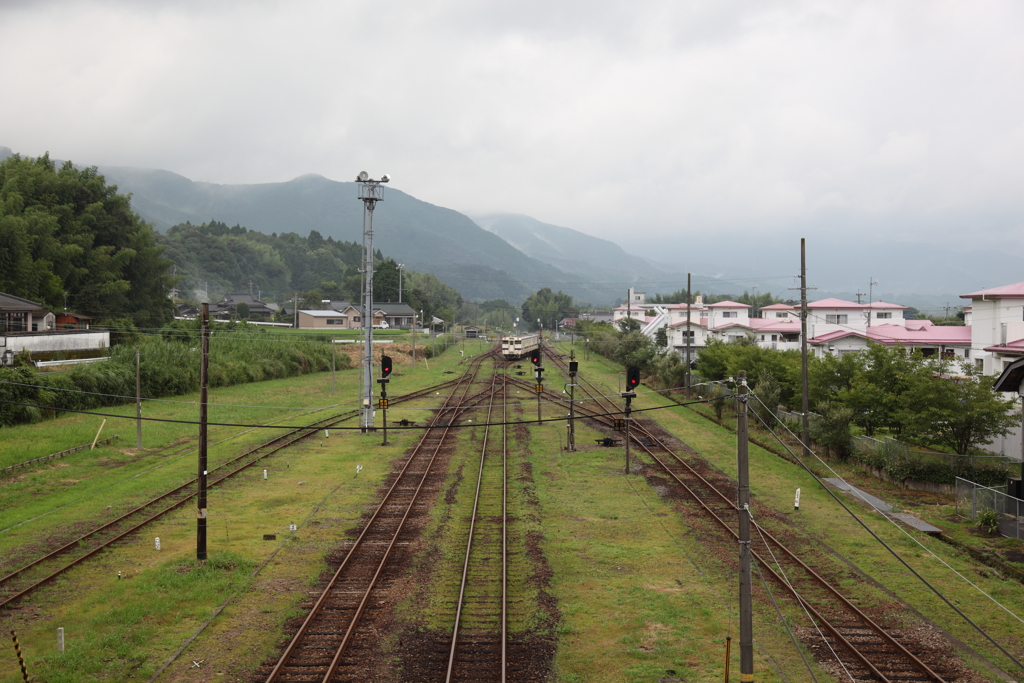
left=736, top=371, right=753, bottom=681
left=197, top=303, right=209, bottom=561
left=135, top=346, right=142, bottom=449
left=686, top=273, right=692, bottom=397
left=800, top=238, right=811, bottom=458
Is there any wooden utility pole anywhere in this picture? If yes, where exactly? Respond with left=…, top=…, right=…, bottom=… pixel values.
left=135, top=346, right=142, bottom=449
left=736, top=371, right=754, bottom=682
left=197, top=303, right=209, bottom=561
left=800, top=239, right=811, bottom=458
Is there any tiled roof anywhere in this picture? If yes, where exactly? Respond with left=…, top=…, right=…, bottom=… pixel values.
left=960, top=282, right=1024, bottom=300
left=0, top=292, right=44, bottom=310
left=707, top=300, right=751, bottom=308
left=761, top=303, right=795, bottom=310
left=868, top=301, right=907, bottom=309
left=810, top=324, right=971, bottom=346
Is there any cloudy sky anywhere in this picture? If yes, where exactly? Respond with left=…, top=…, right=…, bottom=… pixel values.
left=3, top=0, right=1024, bottom=270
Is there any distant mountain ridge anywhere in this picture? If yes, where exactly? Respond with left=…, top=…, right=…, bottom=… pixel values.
left=93, top=166, right=588, bottom=304
left=471, top=213, right=672, bottom=291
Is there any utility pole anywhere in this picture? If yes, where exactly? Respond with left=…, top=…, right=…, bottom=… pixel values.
left=135, top=346, right=142, bottom=449
left=293, top=292, right=298, bottom=329
left=736, top=371, right=754, bottom=682
left=331, top=343, right=336, bottom=396
left=356, top=172, right=390, bottom=431
left=799, top=239, right=811, bottom=458
left=626, top=287, right=632, bottom=332
left=567, top=351, right=578, bottom=451
left=685, top=273, right=692, bottom=397
left=197, top=303, right=209, bottom=561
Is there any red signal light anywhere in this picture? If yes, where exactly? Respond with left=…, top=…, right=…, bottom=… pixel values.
left=381, top=355, right=393, bottom=378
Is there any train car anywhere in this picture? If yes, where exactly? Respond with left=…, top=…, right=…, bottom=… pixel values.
left=501, top=334, right=540, bottom=360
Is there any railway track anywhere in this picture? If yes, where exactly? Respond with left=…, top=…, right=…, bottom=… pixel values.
left=443, top=366, right=509, bottom=682
left=260, top=355, right=497, bottom=683
left=0, top=380, right=459, bottom=611
left=530, top=348, right=957, bottom=682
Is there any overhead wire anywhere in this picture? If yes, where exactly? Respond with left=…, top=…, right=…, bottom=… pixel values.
left=743, top=390, right=1024, bottom=672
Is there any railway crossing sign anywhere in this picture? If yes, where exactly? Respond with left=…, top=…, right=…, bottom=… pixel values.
left=614, top=419, right=626, bottom=432
left=535, top=383, right=544, bottom=394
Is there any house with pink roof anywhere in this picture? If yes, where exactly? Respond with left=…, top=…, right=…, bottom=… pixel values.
left=960, top=281, right=1024, bottom=375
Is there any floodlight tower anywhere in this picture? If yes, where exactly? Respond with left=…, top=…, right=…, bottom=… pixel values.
left=356, top=171, right=390, bottom=431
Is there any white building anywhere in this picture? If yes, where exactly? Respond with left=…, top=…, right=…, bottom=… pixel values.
left=960, top=282, right=1024, bottom=375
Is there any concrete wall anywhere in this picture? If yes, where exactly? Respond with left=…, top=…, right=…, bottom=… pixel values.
left=2, top=331, right=109, bottom=354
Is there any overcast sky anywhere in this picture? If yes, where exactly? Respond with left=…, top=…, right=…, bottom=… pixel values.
left=3, top=0, right=1023, bottom=256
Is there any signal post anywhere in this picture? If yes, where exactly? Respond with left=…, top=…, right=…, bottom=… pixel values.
left=622, top=366, right=639, bottom=475
left=378, top=355, right=393, bottom=446
left=530, top=348, right=543, bottom=423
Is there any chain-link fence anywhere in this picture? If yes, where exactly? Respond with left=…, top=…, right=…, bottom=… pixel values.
left=777, top=409, right=821, bottom=432
left=956, top=477, right=1024, bottom=541
left=852, top=435, right=1011, bottom=470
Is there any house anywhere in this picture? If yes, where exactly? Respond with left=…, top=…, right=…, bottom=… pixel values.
left=960, top=282, right=1024, bottom=375
left=54, top=312, right=94, bottom=330
left=373, top=302, right=417, bottom=329
left=211, top=293, right=275, bottom=319
left=1, top=291, right=109, bottom=358
left=1, top=293, right=54, bottom=332
left=297, top=309, right=364, bottom=330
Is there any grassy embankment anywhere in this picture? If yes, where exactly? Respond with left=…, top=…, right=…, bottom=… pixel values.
left=542, top=340, right=1024, bottom=682
left=0, top=339, right=484, bottom=683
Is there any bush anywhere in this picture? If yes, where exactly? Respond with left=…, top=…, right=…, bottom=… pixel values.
left=977, top=509, right=1000, bottom=534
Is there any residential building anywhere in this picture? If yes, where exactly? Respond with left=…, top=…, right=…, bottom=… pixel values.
left=960, top=282, right=1024, bottom=375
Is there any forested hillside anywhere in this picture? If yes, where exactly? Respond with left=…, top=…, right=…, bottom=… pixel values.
left=157, top=220, right=465, bottom=323
left=0, top=153, right=174, bottom=327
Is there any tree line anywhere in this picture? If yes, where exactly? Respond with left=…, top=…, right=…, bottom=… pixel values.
left=0, top=153, right=175, bottom=328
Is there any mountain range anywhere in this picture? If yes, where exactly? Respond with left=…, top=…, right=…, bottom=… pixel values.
left=3, top=145, right=1018, bottom=312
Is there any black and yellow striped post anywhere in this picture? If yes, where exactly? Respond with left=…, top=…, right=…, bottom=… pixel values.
left=10, top=630, right=30, bottom=682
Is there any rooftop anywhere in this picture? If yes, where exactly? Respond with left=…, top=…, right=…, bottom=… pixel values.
left=960, top=282, right=1024, bottom=300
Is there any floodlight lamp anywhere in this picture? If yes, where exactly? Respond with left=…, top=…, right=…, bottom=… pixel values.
left=357, top=171, right=370, bottom=182
left=381, top=174, right=391, bottom=182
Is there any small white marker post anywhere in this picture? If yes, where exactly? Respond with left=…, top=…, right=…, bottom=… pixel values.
left=794, top=488, right=801, bottom=510
left=263, top=469, right=268, bottom=480
left=356, top=465, right=363, bottom=476
left=325, top=429, right=329, bottom=438
left=289, top=523, right=297, bottom=532
left=57, top=627, right=64, bottom=652
left=155, top=537, right=161, bottom=550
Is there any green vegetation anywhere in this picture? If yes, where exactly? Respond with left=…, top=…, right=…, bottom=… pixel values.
left=0, top=153, right=175, bottom=328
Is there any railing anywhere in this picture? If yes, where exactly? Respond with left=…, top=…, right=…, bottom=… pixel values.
left=3, top=436, right=121, bottom=475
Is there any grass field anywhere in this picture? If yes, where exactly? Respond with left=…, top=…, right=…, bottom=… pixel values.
left=2, top=336, right=1023, bottom=682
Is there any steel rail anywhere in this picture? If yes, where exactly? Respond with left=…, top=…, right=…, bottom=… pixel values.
left=265, top=356, right=494, bottom=683
left=444, top=366, right=508, bottom=682
left=0, top=379, right=461, bottom=609
left=532, top=350, right=948, bottom=682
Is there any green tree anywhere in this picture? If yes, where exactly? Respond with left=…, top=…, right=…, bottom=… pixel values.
left=236, top=301, right=250, bottom=319
left=0, top=153, right=175, bottom=328
left=811, top=401, right=855, bottom=460
left=898, top=364, right=1019, bottom=454
left=521, top=288, right=575, bottom=331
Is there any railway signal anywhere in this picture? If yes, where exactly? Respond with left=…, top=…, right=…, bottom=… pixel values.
left=378, top=355, right=394, bottom=445
left=530, top=349, right=541, bottom=366
left=622, top=366, right=639, bottom=476
left=626, top=366, right=640, bottom=393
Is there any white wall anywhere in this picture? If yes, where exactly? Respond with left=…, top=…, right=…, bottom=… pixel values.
left=2, top=331, right=110, bottom=354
